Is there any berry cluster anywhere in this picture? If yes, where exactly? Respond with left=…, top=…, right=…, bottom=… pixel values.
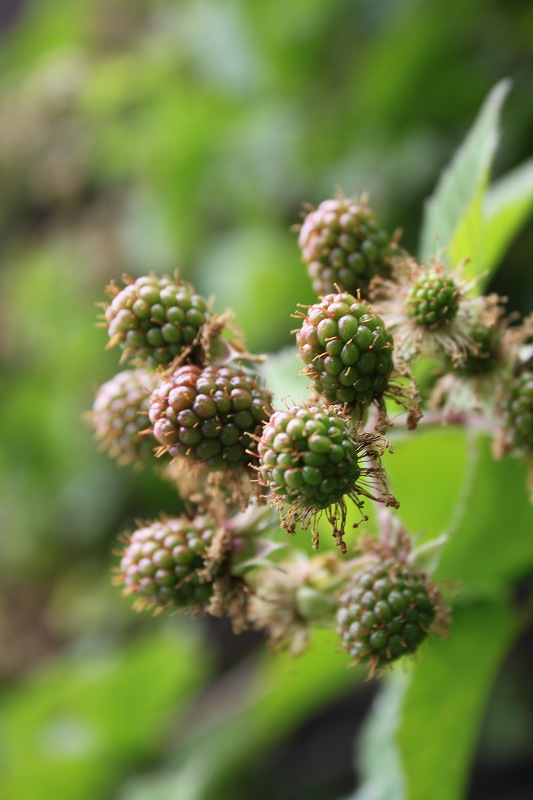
left=295, top=292, right=394, bottom=409
left=500, top=366, right=533, bottom=454
left=88, top=192, right=532, bottom=677
left=150, top=364, right=272, bottom=470
left=336, top=557, right=439, bottom=675
left=89, top=368, right=160, bottom=466
left=297, top=196, right=396, bottom=298
left=119, top=516, right=218, bottom=613
left=103, top=273, right=212, bottom=367
left=405, top=270, right=459, bottom=328
left=257, top=404, right=398, bottom=552
left=258, top=405, right=363, bottom=509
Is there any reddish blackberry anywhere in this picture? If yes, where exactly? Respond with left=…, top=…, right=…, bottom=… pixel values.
left=104, top=273, right=211, bottom=367
left=257, top=403, right=398, bottom=551
left=337, top=558, right=440, bottom=674
left=298, top=197, right=396, bottom=297
left=118, top=515, right=219, bottom=613
left=89, top=369, right=159, bottom=466
left=295, top=291, right=394, bottom=410
left=149, top=363, right=273, bottom=471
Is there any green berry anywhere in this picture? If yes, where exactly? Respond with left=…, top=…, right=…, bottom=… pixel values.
left=406, top=271, right=460, bottom=329
left=119, top=516, right=218, bottom=612
left=258, top=405, right=361, bottom=511
left=503, top=368, right=533, bottom=452
left=90, top=369, right=159, bottom=466
left=104, top=274, right=211, bottom=367
left=149, top=364, right=273, bottom=471
left=296, top=291, right=394, bottom=408
left=298, top=198, right=395, bottom=297
left=337, top=559, right=438, bottom=672
left=454, top=324, right=502, bottom=377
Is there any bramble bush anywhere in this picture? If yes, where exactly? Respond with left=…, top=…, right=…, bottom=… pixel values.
left=88, top=81, right=533, bottom=798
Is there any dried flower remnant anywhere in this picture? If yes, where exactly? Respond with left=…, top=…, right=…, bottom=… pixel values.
left=248, top=552, right=342, bottom=655
left=371, top=258, right=480, bottom=364
left=430, top=295, right=518, bottom=414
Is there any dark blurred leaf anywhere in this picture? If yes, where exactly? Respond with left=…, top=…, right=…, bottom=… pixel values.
left=117, top=629, right=362, bottom=800
left=0, top=626, right=210, bottom=800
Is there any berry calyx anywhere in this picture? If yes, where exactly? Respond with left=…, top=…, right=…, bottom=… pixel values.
left=89, top=368, right=160, bottom=466
left=295, top=291, right=394, bottom=410
left=104, top=273, right=211, bottom=367
left=257, top=403, right=398, bottom=552
left=336, top=558, right=441, bottom=675
left=149, top=363, right=273, bottom=471
left=298, top=197, right=396, bottom=297
left=247, top=552, right=340, bottom=655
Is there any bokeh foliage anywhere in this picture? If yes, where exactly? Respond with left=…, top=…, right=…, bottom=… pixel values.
left=0, top=1, right=532, bottom=798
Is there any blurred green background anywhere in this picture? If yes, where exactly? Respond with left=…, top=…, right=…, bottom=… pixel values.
left=0, top=1, right=532, bottom=798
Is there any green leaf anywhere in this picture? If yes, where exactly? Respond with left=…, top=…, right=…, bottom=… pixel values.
left=352, top=600, right=518, bottom=800
left=386, top=427, right=470, bottom=543
left=0, top=627, right=210, bottom=800
left=350, top=671, right=408, bottom=800
left=419, top=80, right=511, bottom=279
left=351, top=430, right=530, bottom=800
left=482, top=158, right=533, bottom=278
left=436, top=434, right=533, bottom=592
left=259, top=345, right=309, bottom=407
left=396, top=600, right=518, bottom=800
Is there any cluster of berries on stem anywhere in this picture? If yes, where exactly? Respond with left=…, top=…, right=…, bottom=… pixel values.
left=88, top=193, right=532, bottom=676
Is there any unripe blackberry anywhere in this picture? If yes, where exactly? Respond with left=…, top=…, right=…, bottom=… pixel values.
left=453, top=324, right=501, bottom=377
left=90, top=369, right=160, bottom=466
left=337, top=559, right=438, bottom=673
left=296, top=291, right=394, bottom=408
left=369, top=259, right=480, bottom=366
left=503, top=369, right=533, bottom=452
left=257, top=404, right=398, bottom=551
left=258, top=406, right=360, bottom=509
left=298, top=197, right=395, bottom=297
left=119, top=516, right=218, bottom=613
left=149, top=364, right=273, bottom=471
left=406, top=270, right=460, bottom=329
left=104, top=274, right=211, bottom=367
